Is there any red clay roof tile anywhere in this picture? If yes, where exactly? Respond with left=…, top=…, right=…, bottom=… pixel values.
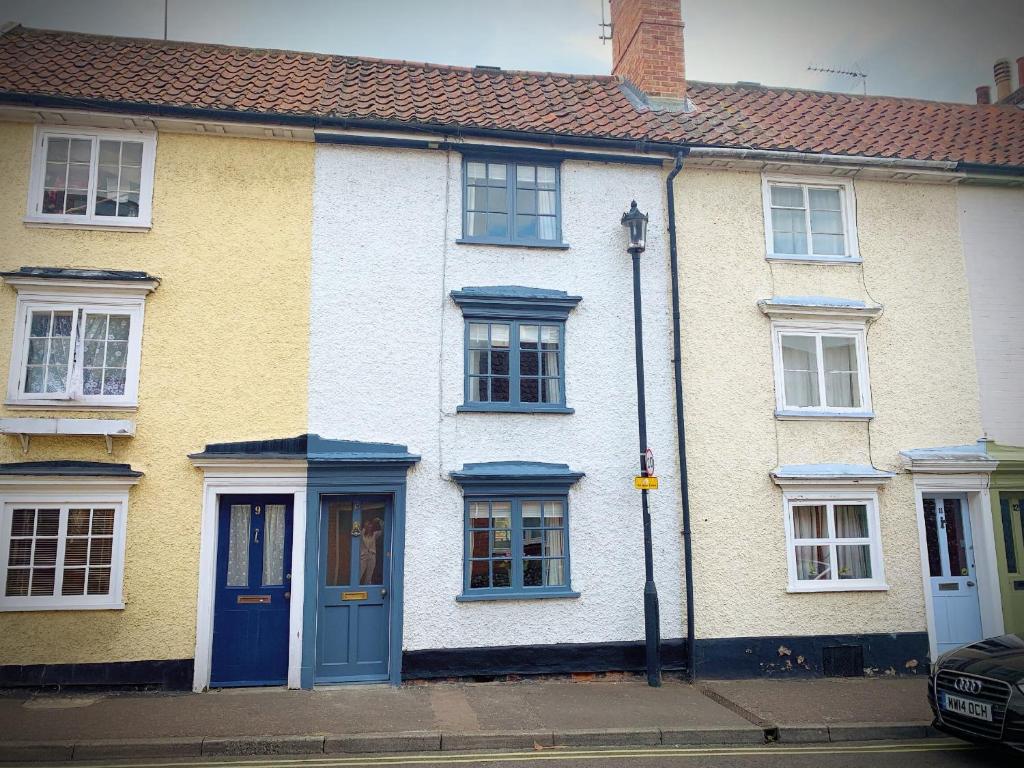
left=0, top=26, right=1022, bottom=167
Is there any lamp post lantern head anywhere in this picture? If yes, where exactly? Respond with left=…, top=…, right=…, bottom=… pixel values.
left=621, top=200, right=649, bottom=254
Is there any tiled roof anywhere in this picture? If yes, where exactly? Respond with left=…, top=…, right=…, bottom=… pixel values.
left=1, top=26, right=1022, bottom=168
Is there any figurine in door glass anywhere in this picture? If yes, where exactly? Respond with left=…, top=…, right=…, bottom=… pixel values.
left=359, top=517, right=384, bottom=585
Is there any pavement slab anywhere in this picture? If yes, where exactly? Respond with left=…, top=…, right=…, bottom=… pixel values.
left=701, top=677, right=932, bottom=726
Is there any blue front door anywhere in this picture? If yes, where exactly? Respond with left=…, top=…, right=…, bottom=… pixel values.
left=211, top=495, right=293, bottom=687
left=316, top=495, right=392, bottom=682
left=925, top=496, right=984, bottom=654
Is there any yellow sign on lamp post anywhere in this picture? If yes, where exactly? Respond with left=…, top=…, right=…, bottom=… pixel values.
left=634, top=476, right=659, bottom=490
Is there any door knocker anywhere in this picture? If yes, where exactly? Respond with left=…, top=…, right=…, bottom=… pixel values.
left=351, top=521, right=362, bottom=537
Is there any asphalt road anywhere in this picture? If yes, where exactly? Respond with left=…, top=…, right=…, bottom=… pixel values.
left=52, top=740, right=1012, bottom=768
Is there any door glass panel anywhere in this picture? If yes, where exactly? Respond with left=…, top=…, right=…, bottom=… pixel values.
left=923, top=498, right=942, bottom=577
left=359, top=501, right=386, bottom=586
left=1001, top=498, right=1018, bottom=574
left=226, top=505, right=250, bottom=587
left=263, top=504, right=286, bottom=586
left=943, top=499, right=969, bottom=577
left=325, top=500, right=353, bottom=587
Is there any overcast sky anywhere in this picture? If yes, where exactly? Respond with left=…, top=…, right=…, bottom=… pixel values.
left=0, top=0, right=1021, bottom=104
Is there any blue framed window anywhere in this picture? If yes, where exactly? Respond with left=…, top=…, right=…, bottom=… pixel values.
left=452, top=462, right=584, bottom=601
left=452, top=286, right=582, bottom=414
left=461, top=158, right=564, bottom=247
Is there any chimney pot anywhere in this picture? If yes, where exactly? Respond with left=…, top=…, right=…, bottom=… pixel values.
left=610, top=0, right=686, bottom=104
left=976, top=85, right=991, bottom=104
left=994, top=58, right=1012, bottom=101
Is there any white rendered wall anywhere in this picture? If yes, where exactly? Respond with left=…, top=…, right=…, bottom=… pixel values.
left=958, top=185, right=1024, bottom=447
left=310, top=145, right=683, bottom=651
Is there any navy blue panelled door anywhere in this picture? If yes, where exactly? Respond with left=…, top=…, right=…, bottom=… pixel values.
left=211, top=495, right=293, bottom=687
left=316, top=495, right=392, bottom=682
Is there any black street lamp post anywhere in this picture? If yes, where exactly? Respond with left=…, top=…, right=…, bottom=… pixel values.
left=621, top=200, right=662, bottom=688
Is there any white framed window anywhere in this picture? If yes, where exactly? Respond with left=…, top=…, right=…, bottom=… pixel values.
left=0, top=494, right=129, bottom=611
left=3, top=272, right=158, bottom=409
left=783, top=491, right=886, bottom=592
left=762, top=175, right=859, bottom=262
left=770, top=321, right=872, bottom=418
left=26, top=126, right=156, bottom=229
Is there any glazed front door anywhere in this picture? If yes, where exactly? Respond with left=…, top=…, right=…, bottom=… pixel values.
left=211, top=495, right=293, bottom=687
left=998, top=494, right=1024, bottom=634
left=316, top=495, right=391, bottom=682
left=924, top=496, right=984, bottom=654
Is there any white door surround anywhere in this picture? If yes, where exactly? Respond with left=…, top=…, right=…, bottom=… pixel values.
left=909, top=470, right=1002, bottom=660
left=189, top=459, right=307, bottom=692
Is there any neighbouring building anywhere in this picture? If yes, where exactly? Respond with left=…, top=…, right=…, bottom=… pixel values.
left=0, top=0, right=1022, bottom=690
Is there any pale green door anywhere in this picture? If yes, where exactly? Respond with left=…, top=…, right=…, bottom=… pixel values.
left=997, top=494, right=1024, bottom=634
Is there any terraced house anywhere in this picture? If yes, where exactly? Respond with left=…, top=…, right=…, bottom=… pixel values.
left=0, top=0, right=1022, bottom=690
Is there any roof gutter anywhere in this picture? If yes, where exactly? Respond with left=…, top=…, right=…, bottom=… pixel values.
left=664, top=150, right=696, bottom=682
left=686, top=146, right=960, bottom=173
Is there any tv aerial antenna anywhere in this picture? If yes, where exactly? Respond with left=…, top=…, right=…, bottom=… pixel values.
left=808, top=63, right=868, bottom=95
left=599, top=0, right=612, bottom=44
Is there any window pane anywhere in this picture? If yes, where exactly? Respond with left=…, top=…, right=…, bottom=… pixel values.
left=537, top=166, right=557, bottom=188
left=515, top=214, right=538, bottom=239
left=491, top=324, right=510, bottom=347
left=542, top=377, right=560, bottom=403
left=471, top=531, right=489, bottom=557
left=11, top=509, right=34, bottom=536
left=492, top=559, right=512, bottom=587
left=467, top=162, right=486, bottom=182
left=226, top=504, right=250, bottom=587
left=837, top=545, right=871, bottom=579
left=469, top=376, right=487, bottom=401
left=467, top=211, right=487, bottom=236
left=538, top=216, right=558, bottom=241
left=46, top=137, right=69, bottom=162
left=808, top=187, right=841, bottom=211
left=325, top=500, right=353, bottom=586
left=44, top=162, right=67, bottom=188
left=491, top=349, right=509, bottom=376
left=822, top=336, right=860, bottom=408
left=121, top=141, right=143, bottom=166
left=543, top=528, right=564, bottom=557
left=520, top=378, right=539, bottom=402
left=263, top=504, right=286, bottom=586
left=469, top=502, right=489, bottom=528
left=30, top=568, right=55, bottom=596
left=770, top=185, right=804, bottom=207
left=358, top=501, right=385, bottom=586
left=470, top=559, right=489, bottom=588
left=36, top=509, right=59, bottom=536
left=469, top=350, right=487, bottom=375
left=516, top=165, right=536, bottom=184
left=87, top=568, right=111, bottom=595
left=522, top=501, right=542, bottom=528
left=812, top=233, right=845, bottom=255
left=486, top=213, right=508, bottom=237
left=523, top=527, right=542, bottom=557
left=91, top=509, right=114, bottom=535
left=491, top=377, right=510, bottom=402
left=69, top=138, right=91, bottom=162
left=487, top=187, right=507, bottom=212
left=63, top=538, right=88, bottom=567
left=537, top=190, right=556, bottom=216
left=944, top=499, right=969, bottom=576
left=491, top=527, right=511, bottom=557
left=520, top=325, right=538, bottom=346
left=516, top=189, right=537, bottom=214
left=795, top=545, right=831, bottom=580
left=781, top=335, right=819, bottom=407
left=772, top=229, right=806, bottom=255
left=491, top=502, right=511, bottom=528
left=8, top=539, right=31, bottom=567
left=469, top=323, right=489, bottom=348
left=523, top=558, right=542, bottom=586
left=835, top=504, right=868, bottom=538
left=544, top=558, right=565, bottom=586
left=809, top=209, right=843, bottom=235
left=792, top=505, right=827, bottom=539
left=61, top=568, right=86, bottom=596
left=487, top=163, right=506, bottom=181
left=520, top=350, right=539, bottom=376
left=5, top=569, right=29, bottom=597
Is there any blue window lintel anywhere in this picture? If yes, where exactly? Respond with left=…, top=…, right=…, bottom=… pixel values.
left=451, top=285, right=582, bottom=322
left=451, top=461, right=585, bottom=495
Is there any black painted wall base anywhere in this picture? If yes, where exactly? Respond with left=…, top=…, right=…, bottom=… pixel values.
left=695, top=632, right=930, bottom=679
left=402, top=632, right=929, bottom=681
left=0, top=659, right=193, bottom=690
left=403, top=638, right=687, bottom=680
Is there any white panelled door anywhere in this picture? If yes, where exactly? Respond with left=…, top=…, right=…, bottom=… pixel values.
left=925, top=496, right=984, bottom=654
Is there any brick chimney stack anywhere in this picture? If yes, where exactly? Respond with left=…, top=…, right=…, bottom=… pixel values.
left=994, top=58, right=1012, bottom=101
left=976, top=85, right=991, bottom=104
left=610, top=0, right=686, bottom=106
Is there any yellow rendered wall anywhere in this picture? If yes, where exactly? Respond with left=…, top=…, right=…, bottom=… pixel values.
left=676, top=169, right=982, bottom=647
left=0, top=122, right=311, bottom=664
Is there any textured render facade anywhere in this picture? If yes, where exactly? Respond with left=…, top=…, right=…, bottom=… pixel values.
left=958, top=185, right=1024, bottom=635
left=675, top=165, right=1000, bottom=671
left=310, top=144, right=684, bottom=656
left=0, top=121, right=312, bottom=676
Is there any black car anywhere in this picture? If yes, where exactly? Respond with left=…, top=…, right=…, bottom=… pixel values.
left=929, top=633, right=1024, bottom=751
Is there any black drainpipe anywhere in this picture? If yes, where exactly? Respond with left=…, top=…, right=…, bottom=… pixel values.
left=665, top=150, right=696, bottom=682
